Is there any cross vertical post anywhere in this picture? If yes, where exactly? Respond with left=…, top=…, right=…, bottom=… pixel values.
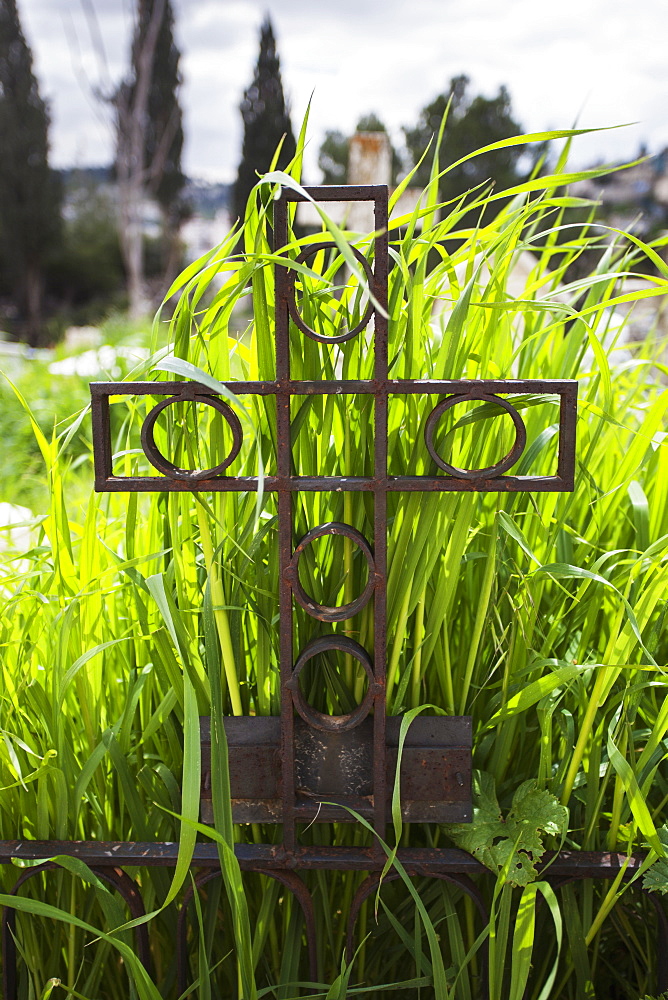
left=274, top=185, right=391, bottom=854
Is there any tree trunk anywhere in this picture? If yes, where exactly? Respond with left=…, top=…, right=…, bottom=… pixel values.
left=158, top=204, right=182, bottom=304
left=115, top=0, right=166, bottom=319
left=24, top=263, right=43, bottom=348
left=118, top=173, right=149, bottom=319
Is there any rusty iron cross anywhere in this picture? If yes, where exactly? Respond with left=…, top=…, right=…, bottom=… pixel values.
left=9, top=187, right=668, bottom=1000
left=90, top=183, right=577, bottom=865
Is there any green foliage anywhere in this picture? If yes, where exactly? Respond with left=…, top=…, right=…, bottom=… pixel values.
left=47, top=183, right=125, bottom=315
left=403, top=74, right=537, bottom=205
left=643, top=826, right=668, bottom=894
left=0, top=315, right=151, bottom=508
left=447, top=773, right=568, bottom=886
left=356, top=111, right=387, bottom=132
left=319, top=128, right=349, bottom=184
left=0, top=362, right=90, bottom=508
left=233, top=15, right=296, bottom=223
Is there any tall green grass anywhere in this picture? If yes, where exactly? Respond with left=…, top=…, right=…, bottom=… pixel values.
left=1, top=125, right=668, bottom=998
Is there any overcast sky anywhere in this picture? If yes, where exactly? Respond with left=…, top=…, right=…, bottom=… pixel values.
left=19, top=0, right=668, bottom=184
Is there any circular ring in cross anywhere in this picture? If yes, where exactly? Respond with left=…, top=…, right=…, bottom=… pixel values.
left=287, top=241, right=375, bottom=343
left=287, top=634, right=376, bottom=732
left=141, top=392, right=243, bottom=480
left=424, top=391, right=527, bottom=480
left=285, top=521, right=376, bottom=622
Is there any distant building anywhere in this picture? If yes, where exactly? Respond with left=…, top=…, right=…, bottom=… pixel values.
left=180, top=179, right=232, bottom=259
left=569, top=149, right=668, bottom=236
left=59, top=168, right=234, bottom=264
left=297, top=131, right=424, bottom=234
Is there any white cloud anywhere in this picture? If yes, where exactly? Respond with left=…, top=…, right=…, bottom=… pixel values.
left=17, top=0, right=668, bottom=181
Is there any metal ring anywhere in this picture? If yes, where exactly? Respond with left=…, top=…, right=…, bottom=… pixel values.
left=287, top=635, right=376, bottom=732
left=255, top=869, right=318, bottom=982
left=287, top=242, right=375, bottom=343
left=345, top=869, right=490, bottom=995
left=141, top=392, right=243, bottom=481
left=424, top=392, right=526, bottom=480
left=546, top=873, right=668, bottom=995
left=285, top=522, right=375, bottom=622
left=2, top=862, right=151, bottom=1000
left=176, top=870, right=223, bottom=995
left=177, top=869, right=318, bottom=993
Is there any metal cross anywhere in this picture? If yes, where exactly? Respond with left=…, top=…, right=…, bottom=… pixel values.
left=90, top=184, right=576, bottom=979
left=7, top=187, right=668, bottom=1000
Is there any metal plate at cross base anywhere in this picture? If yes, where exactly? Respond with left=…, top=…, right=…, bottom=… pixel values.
left=90, top=184, right=577, bottom=853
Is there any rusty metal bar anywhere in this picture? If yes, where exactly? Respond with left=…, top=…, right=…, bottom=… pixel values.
left=90, top=377, right=576, bottom=396
left=371, top=187, right=389, bottom=849
left=1, top=861, right=151, bottom=1000
left=175, top=868, right=318, bottom=991
left=345, top=869, right=490, bottom=997
left=89, top=380, right=576, bottom=493
left=0, top=842, right=655, bottom=875
left=3, top=845, right=665, bottom=997
left=274, top=190, right=297, bottom=855
left=91, top=472, right=575, bottom=494
left=272, top=185, right=393, bottom=859
left=272, top=185, right=392, bottom=857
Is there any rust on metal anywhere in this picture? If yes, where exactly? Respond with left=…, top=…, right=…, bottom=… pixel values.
left=286, top=521, right=376, bottom=621
left=287, top=241, right=375, bottom=342
left=9, top=184, right=663, bottom=998
left=199, top=716, right=472, bottom=825
left=86, top=187, right=577, bottom=859
left=141, top=391, right=243, bottom=479
left=424, top=391, right=527, bottom=479
left=89, top=377, right=577, bottom=493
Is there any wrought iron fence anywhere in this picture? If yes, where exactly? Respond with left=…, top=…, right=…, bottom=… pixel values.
left=1, top=184, right=665, bottom=998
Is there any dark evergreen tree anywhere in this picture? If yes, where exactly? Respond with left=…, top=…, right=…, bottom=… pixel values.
left=404, top=75, right=530, bottom=205
left=233, top=16, right=295, bottom=222
left=134, top=0, right=185, bottom=225
left=0, top=0, right=61, bottom=344
left=318, top=129, right=348, bottom=185
left=115, top=0, right=185, bottom=314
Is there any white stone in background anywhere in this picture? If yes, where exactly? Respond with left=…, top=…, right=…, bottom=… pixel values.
left=0, top=502, right=34, bottom=552
left=64, top=326, right=103, bottom=352
left=181, top=209, right=232, bottom=261
left=0, top=503, right=38, bottom=585
left=0, top=340, right=51, bottom=360
left=48, top=345, right=150, bottom=377
left=296, top=130, right=424, bottom=234
left=347, top=132, right=392, bottom=234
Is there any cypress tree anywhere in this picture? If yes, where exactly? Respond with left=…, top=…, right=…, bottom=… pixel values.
left=233, top=16, right=295, bottom=223
left=115, top=0, right=185, bottom=315
left=0, top=0, right=61, bottom=344
left=134, top=0, right=185, bottom=226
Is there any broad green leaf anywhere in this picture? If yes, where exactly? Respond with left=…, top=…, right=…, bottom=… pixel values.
left=447, top=773, right=568, bottom=886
